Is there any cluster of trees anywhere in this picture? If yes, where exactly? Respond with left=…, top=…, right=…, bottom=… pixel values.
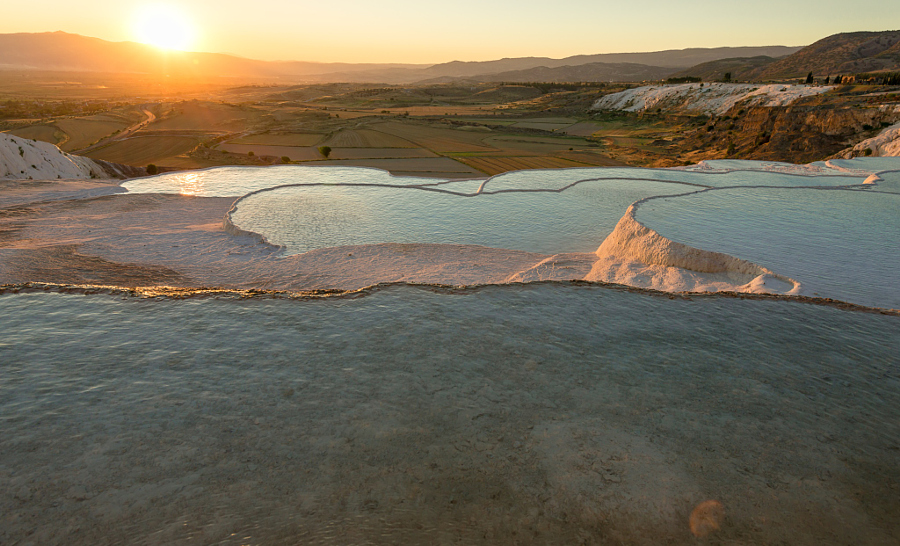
left=0, top=100, right=114, bottom=120
left=500, top=82, right=607, bottom=93
left=803, top=73, right=900, bottom=85
left=852, top=72, right=900, bottom=85
left=667, top=76, right=701, bottom=83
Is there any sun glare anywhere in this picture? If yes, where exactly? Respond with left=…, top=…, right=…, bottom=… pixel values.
left=134, top=5, right=194, bottom=51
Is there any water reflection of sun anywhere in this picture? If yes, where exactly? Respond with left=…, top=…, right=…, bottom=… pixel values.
left=133, top=4, right=194, bottom=51
left=178, top=173, right=204, bottom=196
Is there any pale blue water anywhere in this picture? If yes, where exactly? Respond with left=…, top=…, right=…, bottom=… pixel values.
left=7, top=159, right=900, bottom=544
left=637, top=187, right=900, bottom=308
left=483, top=165, right=866, bottom=191
left=122, top=165, right=464, bottom=197
left=872, top=170, right=900, bottom=194
left=822, top=157, right=900, bottom=172
left=229, top=179, right=695, bottom=254
left=1, top=286, right=898, bottom=544
left=122, top=163, right=879, bottom=200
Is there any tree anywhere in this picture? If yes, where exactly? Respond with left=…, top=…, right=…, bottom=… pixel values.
left=281, top=156, right=291, bottom=163
left=723, top=72, right=732, bottom=83
left=805, top=72, right=814, bottom=84
left=146, top=164, right=158, bottom=175
left=824, top=75, right=830, bottom=84
left=247, top=151, right=254, bottom=157
left=318, top=146, right=332, bottom=158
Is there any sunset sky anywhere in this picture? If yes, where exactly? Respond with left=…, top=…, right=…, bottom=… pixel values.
left=2, top=0, right=897, bottom=63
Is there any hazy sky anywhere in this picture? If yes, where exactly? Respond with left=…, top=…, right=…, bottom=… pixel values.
left=2, top=0, right=898, bottom=63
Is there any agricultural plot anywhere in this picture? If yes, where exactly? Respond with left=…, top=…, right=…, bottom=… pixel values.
left=217, top=144, right=322, bottom=161
left=554, top=150, right=626, bottom=167
left=319, top=129, right=417, bottom=148
left=229, top=132, right=325, bottom=147
left=149, top=102, right=267, bottom=132
left=561, top=121, right=606, bottom=137
left=482, top=135, right=593, bottom=155
left=326, top=148, right=438, bottom=159
left=509, top=117, right=579, bottom=131
left=7, top=125, right=65, bottom=145
left=454, top=155, right=588, bottom=175
left=317, top=157, right=483, bottom=177
left=366, top=106, right=498, bottom=116
left=455, top=118, right=518, bottom=126
left=85, top=135, right=200, bottom=166
left=318, top=110, right=381, bottom=120
left=56, top=117, right=132, bottom=151
left=371, top=122, right=497, bottom=152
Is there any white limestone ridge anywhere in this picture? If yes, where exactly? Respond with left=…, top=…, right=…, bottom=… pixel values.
left=834, top=121, right=900, bottom=158
left=0, top=132, right=112, bottom=180
left=591, top=83, right=833, bottom=116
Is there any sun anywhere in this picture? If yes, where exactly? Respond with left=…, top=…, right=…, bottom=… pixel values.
left=134, top=5, right=194, bottom=51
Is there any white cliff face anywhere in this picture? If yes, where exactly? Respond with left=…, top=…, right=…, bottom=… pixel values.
left=0, top=132, right=111, bottom=180
left=835, top=121, right=900, bottom=158
left=591, top=83, right=833, bottom=116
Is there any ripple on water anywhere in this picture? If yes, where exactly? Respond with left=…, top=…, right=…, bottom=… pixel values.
left=1, top=286, right=898, bottom=544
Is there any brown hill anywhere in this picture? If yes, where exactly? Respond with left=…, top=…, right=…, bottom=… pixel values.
left=752, top=30, right=900, bottom=79
left=669, top=56, right=782, bottom=82
left=469, top=62, right=675, bottom=83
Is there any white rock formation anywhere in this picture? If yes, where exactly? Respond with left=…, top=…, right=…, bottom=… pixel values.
left=592, top=83, right=833, bottom=116
left=0, top=132, right=111, bottom=180
left=585, top=203, right=800, bottom=295
left=834, top=121, right=900, bottom=158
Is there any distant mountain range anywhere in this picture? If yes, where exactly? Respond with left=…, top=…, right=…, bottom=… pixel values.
left=0, top=31, right=802, bottom=84
left=2, top=30, right=899, bottom=85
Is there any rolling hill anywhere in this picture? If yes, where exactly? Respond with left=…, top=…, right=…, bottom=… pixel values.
left=754, top=30, right=900, bottom=79
left=672, top=30, right=900, bottom=82
left=0, top=32, right=800, bottom=84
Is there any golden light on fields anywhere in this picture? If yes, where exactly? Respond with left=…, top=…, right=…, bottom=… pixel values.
left=133, top=4, right=194, bottom=51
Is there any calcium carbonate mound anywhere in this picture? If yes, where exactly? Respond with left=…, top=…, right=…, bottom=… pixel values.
left=0, top=132, right=112, bottom=180
left=835, top=121, right=900, bottom=158
left=592, top=83, right=833, bottom=116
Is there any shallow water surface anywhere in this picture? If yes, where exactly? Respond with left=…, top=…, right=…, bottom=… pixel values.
left=484, top=165, right=866, bottom=190
left=1, top=286, right=898, bottom=545
left=638, top=187, right=900, bottom=308
left=230, top=179, right=694, bottom=255
left=123, top=165, right=457, bottom=197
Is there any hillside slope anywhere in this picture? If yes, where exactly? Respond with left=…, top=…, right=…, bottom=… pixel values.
left=670, top=56, right=781, bottom=82
left=470, top=62, right=675, bottom=83
left=753, top=31, right=900, bottom=79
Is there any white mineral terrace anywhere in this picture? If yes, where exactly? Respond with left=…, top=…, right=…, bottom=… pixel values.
left=1, top=157, right=897, bottom=310
left=591, top=83, right=833, bottom=116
